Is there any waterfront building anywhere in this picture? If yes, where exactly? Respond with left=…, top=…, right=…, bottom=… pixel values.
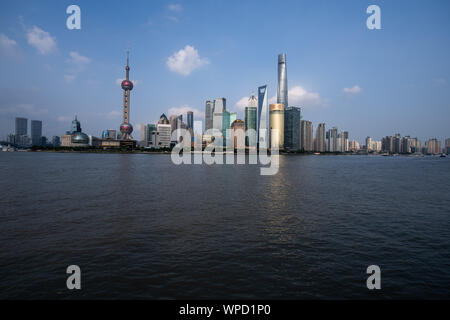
left=349, top=140, right=360, bottom=152
left=145, top=124, right=157, bottom=142
left=366, top=137, right=373, bottom=151
left=61, top=135, right=72, bottom=147
left=339, top=131, right=349, bottom=152
left=326, top=127, right=338, bottom=152
left=15, top=117, right=27, bottom=136
left=187, top=111, right=194, bottom=130
left=410, top=138, right=421, bottom=153
left=257, top=85, right=268, bottom=148
left=277, top=53, right=288, bottom=109
left=401, top=136, right=412, bottom=154
left=269, top=103, right=284, bottom=150
left=245, top=94, right=258, bottom=148
left=31, top=120, right=42, bottom=146
left=118, top=50, right=135, bottom=141
left=446, top=138, right=450, bottom=155
left=284, top=106, right=300, bottom=150
left=424, top=138, right=441, bottom=155
left=231, top=119, right=245, bottom=150
left=205, top=100, right=215, bottom=132
left=314, top=123, right=326, bottom=152
left=212, top=98, right=226, bottom=136
left=382, top=136, right=394, bottom=153
left=300, top=120, right=313, bottom=151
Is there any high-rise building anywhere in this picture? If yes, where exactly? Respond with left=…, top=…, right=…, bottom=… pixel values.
left=15, top=117, right=27, bottom=136
left=277, top=53, right=288, bottom=109
left=366, top=137, right=373, bottom=151
left=205, top=100, right=215, bottom=132
left=231, top=119, right=245, bottom=149
left=269, top=104, right=284, bottom=149
left=424, top=138, right=441, bottom=154
left=393, top=134, right=402, bottom=154
left=326, top=127, right=339, bottom=152
left=257, top=85, right=268, bottom=148
left=212, top=98, right=226, bottom=137
left=300, top=120, right=313, bottom=151
left=187, top=111, right=194, bottom=130
left=31, top=120, right=42, bottom=146
left=314, top=123, right=326, bottom=152
left=245, top=95, right=258, bottom=148
left=119, top=50, right=134, bottom=140
left=339, top=131, right=349, bottom=152
left=284, top=106, right=300, bottom=150
left=70, top=116, right=81, bottom=134
left=144, top=124, right=157, bottom=142
left=382, top=136, right=394, bottom=153
left=445, top=138, right=450, bottom=155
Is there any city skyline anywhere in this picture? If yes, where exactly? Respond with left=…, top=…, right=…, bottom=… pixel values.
left=1, top=1, right=450, bottom=144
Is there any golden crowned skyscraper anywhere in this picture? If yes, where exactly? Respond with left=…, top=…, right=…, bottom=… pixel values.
left=119, top=50, right=134, bottom=140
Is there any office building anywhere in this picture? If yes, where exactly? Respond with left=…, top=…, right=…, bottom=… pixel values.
left=269, top=103, right=284, bottom=149
left=245, top=95, right=258, bottom=148
left=205, top=100, right=215, bottom=132
left=257, top=85, right=268, bottom=148
left=31, top=120, right=42, bottom=146
left=314, top=123, right=326, bottom=152
left=300, top=120, right=313, bottom=151
left=187, top=111, right=194, bottom=130
left=326, top=127, right=339, bottom=152
left=15, top=117, right=27, bottom=136
left=284, top=106, right=300, bottom=150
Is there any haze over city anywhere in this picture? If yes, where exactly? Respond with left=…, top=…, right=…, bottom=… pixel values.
left=1, top=0, right=449, bottom=143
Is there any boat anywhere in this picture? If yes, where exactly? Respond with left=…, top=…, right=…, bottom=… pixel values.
left=440, top=154, right=446, bottom=158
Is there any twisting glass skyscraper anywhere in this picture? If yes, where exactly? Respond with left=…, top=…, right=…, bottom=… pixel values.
left=257, top=85, right=268, bottom=148
left=277, top=53, right=288, bottom=109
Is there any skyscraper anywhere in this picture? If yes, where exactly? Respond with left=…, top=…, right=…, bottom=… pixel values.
left=269, top=104, right=284, bottom=149
left=315, top=123, right=326, bottom=152
left=257, top=85, right=268, bottom=148
left=15, top=117, right=27, bottom=136
left=445, top=138, right=450, bottom=155
left=119, top=50, right=134, bottom=140
left=277, top=53, right=288, bottom=109
left=284, top=106, right=300, bottom=150
left=212, top=98, right=226, bottom=135
left=245, top=94, right=258, bottom=148
left=31, top=120, right=42, bottom=146
left=300, top=120, right=313, bottom=151
left=205, top=100, right=214, bottom=132
left=326, top=127, right=339, bottom=152
left=187, top=111, right=194, bottom=130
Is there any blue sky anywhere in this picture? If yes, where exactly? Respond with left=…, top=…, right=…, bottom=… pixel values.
left=0, top=0, right=449, bottom=143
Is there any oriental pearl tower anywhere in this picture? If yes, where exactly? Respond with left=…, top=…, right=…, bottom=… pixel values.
left=119, top=50, right=134, bottom=140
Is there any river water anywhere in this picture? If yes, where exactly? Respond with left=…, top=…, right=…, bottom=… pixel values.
left=0, top=152, right=449, bottom=299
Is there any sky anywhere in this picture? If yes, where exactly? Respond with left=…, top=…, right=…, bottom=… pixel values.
left=0, top=0, right=449, bottom=144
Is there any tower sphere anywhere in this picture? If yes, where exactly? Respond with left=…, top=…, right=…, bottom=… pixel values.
left=121, top=80, right=133, bottom=91
left=120, top=122, right=133, bottom=135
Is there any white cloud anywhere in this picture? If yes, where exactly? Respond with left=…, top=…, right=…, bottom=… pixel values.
left=64, top=75, right=76, bottom=83
left=167, top=45, right=209, bottom=76
left=168, top=105, right=204, bottom=120
left=343, top=85, right=362, bottom=94
left=235, top=97, right=251, bottom=111
left=0, top=34, right=17, bottom=54
left=269, top=86, right=323, bottom=107
left=68, top=51, right=91, bottom=66
left=106, top=110, right=121, bottom=119
left=26, top=26, right=56, bottom=55
left=168, top=4, right=182, bottom=12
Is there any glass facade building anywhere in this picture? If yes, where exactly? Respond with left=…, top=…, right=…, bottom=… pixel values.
left=284, top=106, right=300, bottom=150
left=257, top=85, right=268, bottom=148
left=245, top=107, right=257, bottom=147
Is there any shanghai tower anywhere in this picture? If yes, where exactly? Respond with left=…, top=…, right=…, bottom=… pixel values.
left=277, top=53, right=288, bottom=108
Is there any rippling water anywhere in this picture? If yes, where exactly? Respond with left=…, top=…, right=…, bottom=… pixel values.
left=0, top=152, right=449, bottom=299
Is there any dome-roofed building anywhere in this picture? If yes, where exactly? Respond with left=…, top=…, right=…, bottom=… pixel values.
left=71, top=131, right=90, bottom=147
